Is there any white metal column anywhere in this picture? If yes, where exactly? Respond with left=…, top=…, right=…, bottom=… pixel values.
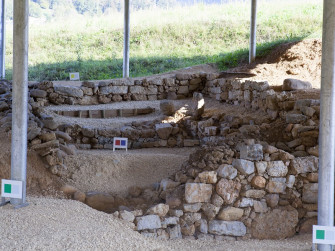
left=11, top=0, right=29, bottom=207
left=249, top=0, right=257, bottom=63
left=318, top=0, right=335, bottom=250
left=123, top=0, right=130, bottom=78
left=0, top=0, right=5, bottom=78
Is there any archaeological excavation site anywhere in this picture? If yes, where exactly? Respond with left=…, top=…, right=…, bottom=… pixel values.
left=0, top=39, right=322, bottom=248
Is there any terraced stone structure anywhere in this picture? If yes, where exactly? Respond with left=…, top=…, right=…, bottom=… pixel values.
left=0, top=71, right=319, bottom=240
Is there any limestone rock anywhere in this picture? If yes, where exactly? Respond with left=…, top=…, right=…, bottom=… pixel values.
left=239, top=144, right=263, bottom=161
left=30, top=89, right=47, bottom=98
left=267, top=161, right=288, bottom=177
left=160, top=179, right=180, bottom=191
left=208, top=220, right=246, bottom=236
left=136, top=215, right=161, bottom=230
left=238, top=198, right=254, bottom=207
left=190, top=92, right=205, bottom=119
left=197, top=171, right=217, bottom=184
left=183, top=203, right=202, bottom=213
left=120, top=210, right=135, bottom=222
left=217, top=207, right=244, bottom=221
left=282, top=78, right=312, bottom=91
left=167, top=224, right=182, bottom=239
left=201, top=203, right=220, bottom=220
left=244, top=189, right=266, bottom=199
left=146, top=203, right=169, bottom=217
left=266, top=179, right=286, bottom=194
left=217, top=164, right=237, bottom=179
left=155, top=123, right=173, bottom=139
left=255, top=161, right=267, bottom=175
left=286, top=114, right=307, bottom=124
left=251, top=206, right=299, bottom=239
left=302, top=183, right=318, bottom=203
left=251, top=176, right=266, bottom=189
left=289, top=156, right=318, bottom=174
left=232, top=159, right=255, bottom=175
left=211, top=193, right=224, bottom=207
left=265, top=194, right=279, bottom=208
left=185, top=183, right=212, bottom=203
left=161, top=217, right=179, bottom=226
left=160, top=100, right=175, bottom=116
left=216, top=179, right=241, bottom=205
left=299, top=217, right=317, bottom=234
left=54, top=86, right=84, bottom=98
left=253, top=200, right=268, bottom=213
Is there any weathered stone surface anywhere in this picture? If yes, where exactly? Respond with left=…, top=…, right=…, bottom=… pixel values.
left=155, top=123, right=173, bottom=140
left=299, top=217, right=317, bottom=234
left=161, top=217, right=179, bottom=226
left=266, top=179, right=286, bottom=193
left=146, top=203, right=169, bottom=217
left=217, top=164, right=237, bottom=180
left=182, top=212, right=201, bottom=225
left=289, top=156, right=318, bottom=174
left=201, top=203, right=220, bottom=220
left=136, top=215, right=161, bottom=230
left=160, top=100, right=175, bottom=116
left=286, top=114, right=307, bottom=124
left=119, top=210, right=135, bottom=222
left=267, top=161, right=288, bottom=177
left=185, top=183, right=212, bottom=203
left=55, top=131, right=72, bottom=142
left=129, top=86, right=145, bottom=94
left=251, top=206, right=299, bottom=239
left=217, top=207, right=244, bottom=221
left=198, top=171, right=217, bottom=184
left=282, top=78, right=312, bottom=91
left=27, top=127, right=41, bottom=141
left=40, top=132, right=56, bottom=142
left=30, top=89, right=47, bottom=98
left=85, top=192, right=114, bottom=212
left=191, top=92, right=205, bottom=119
left=100, top=85, right=128, bottom=95
left=211, top=193, right=224, bottom=207
left=253, top=200, right=268, bottom=213
left=167, top=225, right=182, bottom=239
left=255, top=161, right=267, bottom=174
left=302, top=183, right=318, bottom=203
left=251, top=176, right=266, bottom=189
left=54, top=86, right=84, bottom=98
left=208, top=220, right=246, bottom=236
left=216, top=179, right=241, bottom=205
left=183, top=203, right=202, bottom=213
left=265, top=194, right=279, bottom=208
left=239, top=144, right=263, bottom=161
left=239, top=198, right=254, bottom=207
left=244, top=189, right=266, bottom=199
left=232, top=159, right=255, bottom=175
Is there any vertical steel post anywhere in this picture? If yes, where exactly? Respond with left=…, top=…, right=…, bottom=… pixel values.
left=249, top=0, right=257, bottom=63
left=0, top=0, right=5, bottom=79
left=123, top=0, right=130, bottom=78
left=318, top=0, right=335, bottom=250
left=11, top=0, right=29, bottom=207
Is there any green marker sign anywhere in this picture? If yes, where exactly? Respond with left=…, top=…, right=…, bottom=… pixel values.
left=313, top=225, right=335, bottom=245
left=1, top=179, right=23, bottom=199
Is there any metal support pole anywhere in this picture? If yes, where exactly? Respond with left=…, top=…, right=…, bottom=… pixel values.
left=123, top=0, right=130, bottom=78
left=11, top=0, right=29, bottom=207
left=318, top=0, right=335, bottom=250
left=0, top=0, right=5, bottom=79
left=249, top=0, right=257, bottom=63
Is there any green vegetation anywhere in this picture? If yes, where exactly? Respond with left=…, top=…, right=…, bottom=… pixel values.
left=5, top=0, right=322, bottom=81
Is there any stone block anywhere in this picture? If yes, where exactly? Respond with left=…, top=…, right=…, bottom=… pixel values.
left=232, top=159, right=255, bottom=175
left=208, top=220, right=246, bottom=236
left=185, top=183, right=212, bottom=203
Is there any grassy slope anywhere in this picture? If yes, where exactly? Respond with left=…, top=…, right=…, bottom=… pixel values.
left=5, top=0, right=322, bottom=81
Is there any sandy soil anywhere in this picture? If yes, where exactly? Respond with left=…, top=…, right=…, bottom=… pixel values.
left=0, top=197, right=312, bottom=251
left=65, top=148, right=197, bottom=196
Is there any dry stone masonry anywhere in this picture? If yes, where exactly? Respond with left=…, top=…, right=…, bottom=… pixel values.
left=0, top=72, right=320, bottom=240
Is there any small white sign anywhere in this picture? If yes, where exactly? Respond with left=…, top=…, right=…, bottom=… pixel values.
left=113, top=137, right=128, bottom=151
left=313, top=225, right=335, bottom=245
left=1, top=179, right=23, bottom=199
left=69, top=72, right=80, bottom=81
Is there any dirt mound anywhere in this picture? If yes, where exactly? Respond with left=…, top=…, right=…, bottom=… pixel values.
left=0, top=132, right=64, bottom=197
left=227, top=39, right=322, bottom=88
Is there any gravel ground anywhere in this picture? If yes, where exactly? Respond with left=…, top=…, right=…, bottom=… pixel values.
left=0, top=197, right=312, bottom=251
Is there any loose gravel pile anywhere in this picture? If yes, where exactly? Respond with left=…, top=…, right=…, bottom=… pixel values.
left=0, top=197, right=312, bottom=251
